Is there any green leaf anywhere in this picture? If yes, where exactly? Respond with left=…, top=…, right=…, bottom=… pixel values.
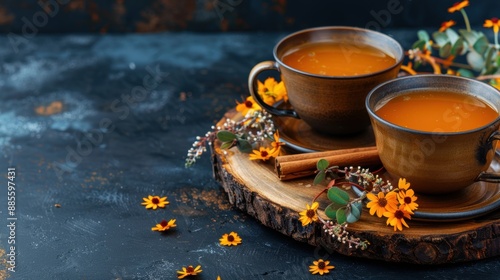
left=432, top=31, right=449, bottom=47
left=217, top=130, right=237, bottom=142
left=353, top=201, right=363, bottom=214
left=324, top=202, right=345, bottom=220
left=324, top=203, right=337, bottom=220
left=439, top=42, right=452, bottom=58
left=445, top=28, right=460, bottom=45
left=313, top=170, right=326, bottom=185
left=346, top=212, right=359, bottom=224
left=496, top=55, right=500, bottom=67
left=467, top=51, right=485, bottom=71
left=412, top=39, right=426, bottom=50
left=327, top=187, right=349, bottom=205
left=457, top=68, right=475, bottom=78
left=459, top=29, right=480, bottom=46
left=317, top=159, right=329, bottom=171
left=451, top=37, right=465, bottom=56
left=473, top=35, right=489, bottom=55
left=236, top=139, right=252, bottom=153
left=220, top=142, right=233, bottom=149
left=417, top=30, right=430, bottom=42
left=484, top=46, right=497, bottom=74
left=336, top=208, right=347, bottom=224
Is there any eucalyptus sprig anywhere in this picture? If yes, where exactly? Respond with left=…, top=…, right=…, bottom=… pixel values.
left=313, top=161, right=389, bottom=224
left=407, top=1, right=500, bottom=86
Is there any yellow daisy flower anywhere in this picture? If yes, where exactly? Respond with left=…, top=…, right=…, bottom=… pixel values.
left=384, top=205, right=412, bottom=231
left=151, top=219, right=177, bottom=232
left=177, top=265, right=202, bottom=279
left=398, top=189, right=419, bottom=213
left=141, top=195, right=169, bottom=210
left=448, top=0, right=469, bottom=13
left=270, top=131, right=285, bottom=157
left=484, top=17, right=500, bottom=34
left=236, top=96, right=261, bottom=116
left=219, top=231, right=242, bottom=246
left=366, top=191, right=398, bottom=218
left=299, top=202, right=319, bottom=226
left=257, top=77, right=287, bottom=105
left=249, top=147, right=274, bottom=161
left=309, top=259, right=335, bottom=275
left=439, top=20, right=456, bottom=32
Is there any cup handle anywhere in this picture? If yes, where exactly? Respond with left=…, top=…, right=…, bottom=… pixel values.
left=475, top=131, right=500, bottom=183
left=248, top=61, right=299, bottom=118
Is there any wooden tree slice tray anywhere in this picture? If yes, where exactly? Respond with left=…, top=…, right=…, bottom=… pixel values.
left=211, top=111, right=500, bottom=264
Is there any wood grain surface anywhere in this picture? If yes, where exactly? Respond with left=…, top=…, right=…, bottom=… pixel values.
left=212, top=111, right=500, bottom=264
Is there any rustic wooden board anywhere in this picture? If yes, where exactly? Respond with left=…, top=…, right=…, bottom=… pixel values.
left=211, top=111, right=500, bottom=264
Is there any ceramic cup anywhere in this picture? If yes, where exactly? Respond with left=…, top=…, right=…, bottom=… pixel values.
left=366, top=74, right=500, bottom=194
left=248, top=26, right=404, bottom=135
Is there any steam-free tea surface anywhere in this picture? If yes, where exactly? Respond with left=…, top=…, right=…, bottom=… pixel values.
left=282, top=41, right=396, bottom=76
left=375, top=90, right=498, bottom=132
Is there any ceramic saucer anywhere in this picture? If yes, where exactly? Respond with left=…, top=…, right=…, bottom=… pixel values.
left=353, top=177, right=500, bottom=222
left=273, top=116, right=376, bottom=153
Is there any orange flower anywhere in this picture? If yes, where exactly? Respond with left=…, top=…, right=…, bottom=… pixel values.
left=270, top=131, right=285, bottom=157
left=439, top=20, right=456, bottom=32
left=309, top=259, right=335, bottom=275
left=151, top=219, right=176, bottom=232
left=236, top=96, right=261, bottom=116
left=141, top=195, right=169, bottom=210
left=383, top=205, right=412, bottom=231
left=248, top=147, right=274, bottom=161
left=448, top=1, right=469, bottom=13
left=299, top=202, right=319, bottom=226
left=484, top=17, right=500, bottom=34
left=366, top=191, right=398, bottom=218
left=398, top=189, right=419, bottom=213
left=257, top=77, right=287, bottom=105
left=177, top=265, right=202, bottom=279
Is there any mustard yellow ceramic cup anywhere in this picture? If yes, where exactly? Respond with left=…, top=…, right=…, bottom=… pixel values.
left=366, top=74, right=500, bottom=194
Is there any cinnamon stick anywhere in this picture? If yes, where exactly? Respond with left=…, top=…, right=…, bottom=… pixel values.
left=275, top=146, right=381, bottom=180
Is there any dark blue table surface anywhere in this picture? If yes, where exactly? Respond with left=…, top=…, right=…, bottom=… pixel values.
left=0, top=30, right=499, bottom=279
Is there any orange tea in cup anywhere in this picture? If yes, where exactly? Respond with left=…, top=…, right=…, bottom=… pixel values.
left=375, top=90, right=498, bottom=133
left=282, top=41, right=396, bottom=76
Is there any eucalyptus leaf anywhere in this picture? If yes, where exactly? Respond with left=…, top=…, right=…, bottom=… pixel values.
left=324, top=203, right=338, bottom=220
left=350, top=202, right=362, bottom=218
left=417, top=30, right=430, bottom=42
left=327, top=187, right=349, bottom=205
left=467, top=51, right=485, bottom=71
left=412, top=39, right=426, bottom=50
left=432, top=31, right=449, bottom=47
left=220, top=141, right=233, bottom=150
left=236, top=139, right=253, bottom=153
left=353, top=201, right=363, bottom=214
left=325, top=201, right=347, bottom=220
left=497, top=55, right=500, bottom=67
left=346, top=212, right=360, bottom=224
left=217, top=130, right=237, bottom=142
left=457, top=68, right=475, bottom=78
left=451, top=37, right=464, bottom=56
left=317, top=158, right=329, bottom=171
left=445, top=28, right=460, bottom=45
left=459, top=29, right=480, bottom=46
left=313, top=170, right=326, bottom=185
left=439, top=42, right=452, bottom=58
left=473, top=35, right=489, bottom=55
left=484, top=46, right=496, bottom=74
left=336, top=208, right=347, bottom=224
